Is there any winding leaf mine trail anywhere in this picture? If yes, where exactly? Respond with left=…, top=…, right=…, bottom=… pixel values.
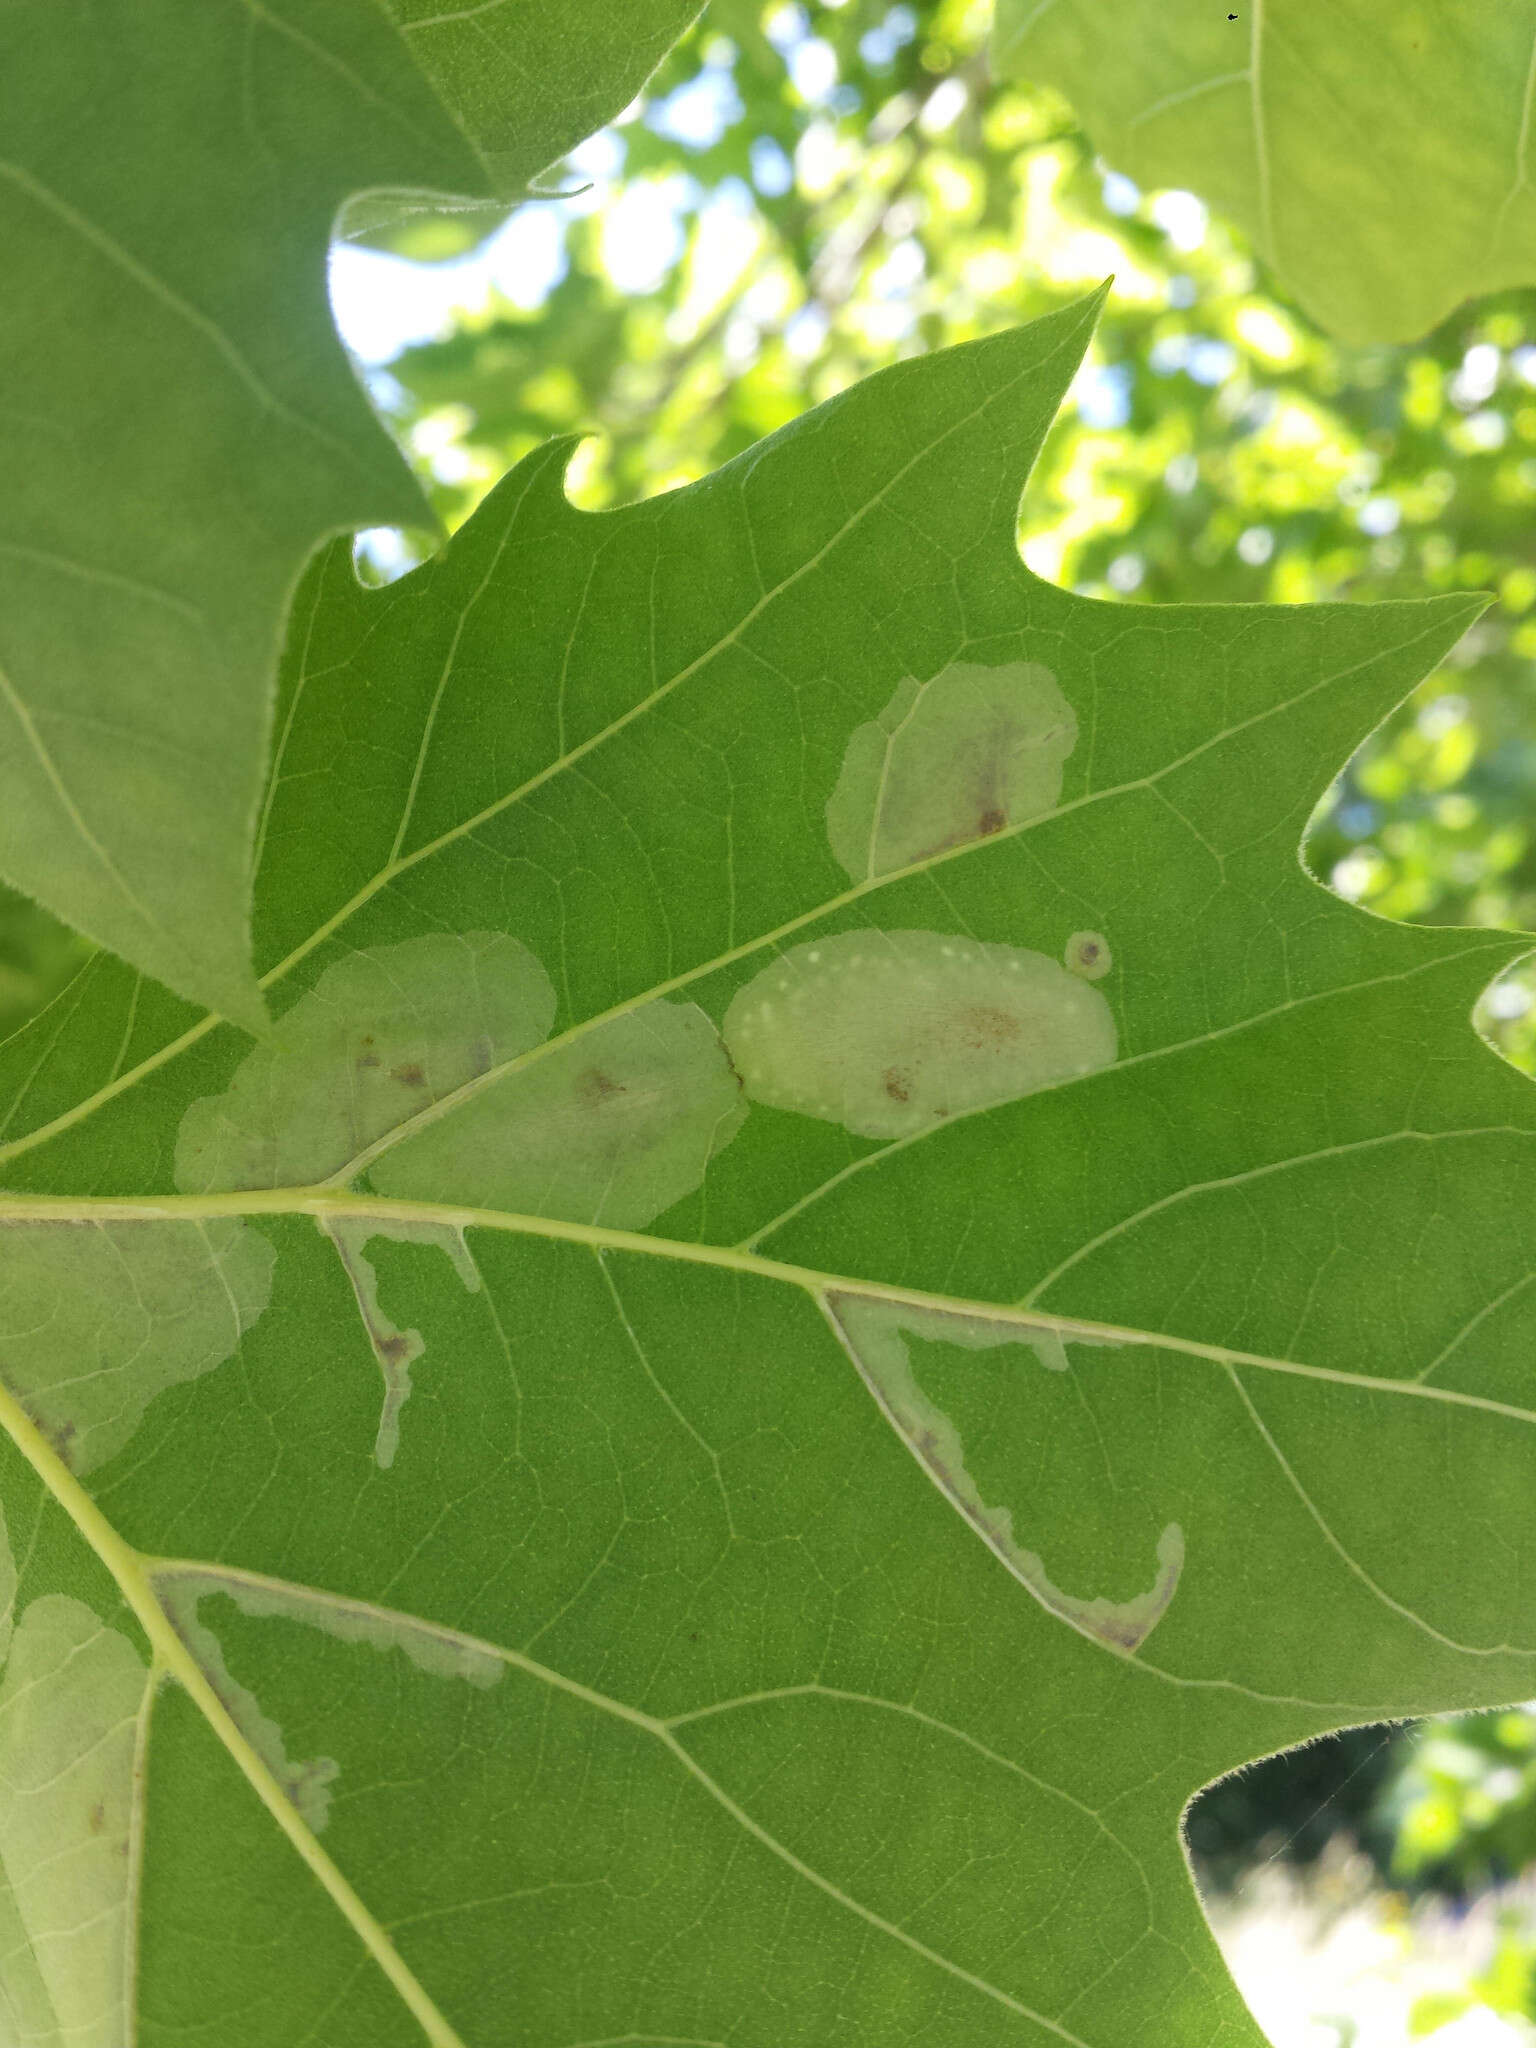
left=3, top=1184, right=1534, bottom=1435
left=0, top=1187, right=1141, bottom=2048
left=5, top=1176, right=1524, bottom=2048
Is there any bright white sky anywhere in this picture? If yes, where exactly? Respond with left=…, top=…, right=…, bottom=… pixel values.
left=329, top=135, right=616, bottom=364
left=329, top=206, right=566, bottom=363
left=327, top=59, right=753, bottom=367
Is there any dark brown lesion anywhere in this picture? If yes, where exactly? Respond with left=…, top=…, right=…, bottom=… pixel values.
left=375, top=1332, right=412, bottom=1364
left=44, top=1415, right=79, bottom=1469
left=1092, top=1613, right=1154, bottom=1653
left=356, top=1051, right=381, bottom=1070
left=391, top=1062, right=427, bottom=1088
left=576, top=1068, right=626, bottom=1107
left=882, top=1067, right=912, bottom=1102
left=904, top=769, right=1010, bottom=863
left=914, top=1425, right=948, bottom=1478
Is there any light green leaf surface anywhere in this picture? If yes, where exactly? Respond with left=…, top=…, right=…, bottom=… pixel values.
left=0, top=0, right=693, bottom=1027
left=996, top=0, right=1536, bottom=343
left=1, top=292, right=1533, bottom=2044
left=378, top=0, right=704, bottom=197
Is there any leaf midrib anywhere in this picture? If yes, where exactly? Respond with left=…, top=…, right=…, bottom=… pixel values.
left=0, top=1204, right=1414, bottom=2048
left=0, top=1368, right=469, bottom=2048
left=0, top=1268, right=1113, bottom=2048
left=2, top=1185, right=1531, bottom=1437
left=0, top=597, right=1485, bottom=1190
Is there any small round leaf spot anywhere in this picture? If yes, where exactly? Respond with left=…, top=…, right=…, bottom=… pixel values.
left=1065, top=930, right=1112, bottom=981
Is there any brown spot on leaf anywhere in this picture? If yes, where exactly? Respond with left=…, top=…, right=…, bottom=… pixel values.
left=1093, top=1613, right=1155, bottom=1652
left=376, top=1333, right=412, bottom=1364
left=953, top=1004, right=1022, bottom=1053
left=392, top=1063, right=427, bottom=1088
left=356, top=1051, right=381, bottom=1070
left=1064, top=929, right=1112, bottom=981
left=977, top=805, right=1006, bottom=835
left=882, top=1068, right=911, bottom=1102
left=88, top=1802, right=105, bottom=1834
left=576, top=1068, right=626, bottom=1107
left=915, top=1428, right=954, bottom=1484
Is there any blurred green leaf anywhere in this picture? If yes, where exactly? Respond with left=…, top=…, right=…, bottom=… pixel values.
left=0, top=0, right=697, bottom=1025
left=995, top=0, right=1536, bottom=344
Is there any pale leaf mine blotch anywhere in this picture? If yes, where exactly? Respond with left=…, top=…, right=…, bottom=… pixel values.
left=0, top=1548, right=149, bottom=2048
left=175, top=931, right=557, bottom=1192
left=828, top=1294, right=1182, bottom=1654
left=723, top=929, right=1117, bottom=1141
left=158, top=1572, right=501, bottom=1837
left=176, top=931, right=746, bottom=1229
left=0, top=1219, right=273, bottom=1475
left=319, top=1217, right=481, bottom=1471
left=375, top=998, right=747, bottom=1230
left=1065, top=929, right=1112, bottom=980
left=825, top=658, right=1078, bottom=882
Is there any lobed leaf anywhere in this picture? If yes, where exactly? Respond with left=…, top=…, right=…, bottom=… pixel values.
left=1, top=290, right=1534, bottom=2044
left=0, top=0, right=695, bottom=1025
left=996, top=0, right=1536, bottom=343
left=379, top=0, right=703, bottom=198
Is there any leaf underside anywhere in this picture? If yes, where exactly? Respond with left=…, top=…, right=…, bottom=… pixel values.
left=996, top=0, right=1536, bottom=344
left=0, top=0, right=695, bottom=1026
left=1, top=290, right=1534, bottom=2047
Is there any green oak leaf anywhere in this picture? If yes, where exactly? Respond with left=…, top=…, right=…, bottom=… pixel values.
left=2, top=290, right=1534, bottom=2045
left=0, top=0, right=694, bottom=1029
left=996, top=0, right=1536, bottom=343
left=342, top=1, right=703, bottom=263
left=379, top=0, right=704, bottom=198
